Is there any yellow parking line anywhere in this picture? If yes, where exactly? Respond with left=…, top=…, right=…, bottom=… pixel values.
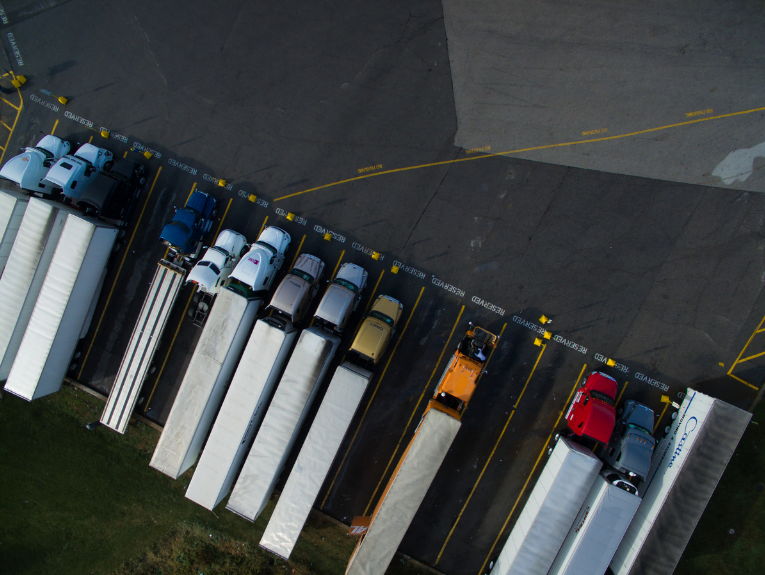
left=361, top=270, right=385, bottom=316
left=476, top=365, right=585, bottom=575
left=434, top=340, right=547, bottom=564
left=361, top=303, right=464, bottom=515
left=330, top=250, right=345, bottom=278
left=51, top=119, right=59, bottom=135
left=1, top=120, right=11, bottom=131
left=288, top=234, right=306, bottom=269
left=186, top=182, right=197, bottom=203
left=616, top=379, right=629, bottom=406
left=77, top=167, right=163, bottom=379
left=728, top=372, right=759, bottom=391
left=212, top=198, right=232, bottom=239
left=321, top=287, right=428, bottom=509
left=0, top=86, right=22, bottom=165
left=1, top=97, right=20, bottom=110
left=739, top=349, right=765, bottom=363
left=654, top=401, right=670, bottom=433
left=123, top=151, right=128, bottom=158
left=88, top=135, right=93, bottom=143
left=258, top=216, right=269, bottom=236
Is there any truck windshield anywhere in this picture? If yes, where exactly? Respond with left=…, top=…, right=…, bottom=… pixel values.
left=369, top=311, right=394, bottom=325
left=168, top=221, right=191, bottom=234
left=210, top=246, right=228, bottom=257
left=334, top=278, right=358, bottom=293
left=627, top=423, right=652, bottom=436
left=590, top=390, right=615, bottom=405
left=255, top=240, right=276, bottom=255
left=33, top=147, right=54, bottom=159
left=290, top=269, right=314, bottom=283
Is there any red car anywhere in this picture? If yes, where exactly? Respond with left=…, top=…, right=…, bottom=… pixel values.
left=564, top=371, right=617, bottom=443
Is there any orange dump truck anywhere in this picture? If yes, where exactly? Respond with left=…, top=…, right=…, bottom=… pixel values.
left=345, top=324, right=499, bottom=575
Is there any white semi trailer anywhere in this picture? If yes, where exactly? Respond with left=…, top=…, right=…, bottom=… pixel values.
left=185, top=317, right=300, bottom=510
left=490, top=437, right=602, bottom=575
left=547, top=471, right=641, bottom=575
left=226, top=326, right=342, bottom=521
left=149, top=287, right=261, bottom=479
left=610, top=388, right=750, bottom=575
left=3, top=214, right=117, bottom=400
left=0, top=188, right=28, bottom=275
left=260, top=362, right=373, bottom=559
left=100, top=259, right=186, bottom=433
left=0, top=198, right=78, bottom=379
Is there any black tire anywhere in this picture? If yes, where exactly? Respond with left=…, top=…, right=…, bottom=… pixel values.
left=240, top=245, right=249, bottom=257
left=104, top=160, right=114, bottom=172
left=617, top=407, right=624, bottom=416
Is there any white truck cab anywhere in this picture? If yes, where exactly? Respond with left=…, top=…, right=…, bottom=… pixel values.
left=187, top=229, right=248, bottom=294
left=0, top=135, right=71, bottom=195
left=228, top=226, right=291, bottom=295
left=43, top=143, right=114, bottom=199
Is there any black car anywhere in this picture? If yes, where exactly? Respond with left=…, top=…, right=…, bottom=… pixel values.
left=76, top=158, right=147, bottom=226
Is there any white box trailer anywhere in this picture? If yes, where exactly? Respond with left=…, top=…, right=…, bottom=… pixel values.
left=100, top=259, right=187, bottom=433
left=150, top=287, right=261, bottom=479
left=185, top=317, right=300, bottom=510
left=345, top=407, right=462, bottom=575
left=0, top=188, right=28, bottom=275
left=490, top=438, right=602, bottom=575
left=0, top=198, right=79, bottom=379
left=610, top=389, right=750, bottom=575
left=4, top=214, right=117, bottom=400
left=260, top=362, right=373, bottom=559
left=226, top=326, right=341, bottom=520
left=548, top=473, right=640, bottom=575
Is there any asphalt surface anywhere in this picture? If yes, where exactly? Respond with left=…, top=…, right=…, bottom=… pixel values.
left=2, top=1, right=764, bottom=574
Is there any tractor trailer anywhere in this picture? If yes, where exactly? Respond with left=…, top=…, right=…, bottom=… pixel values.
left=185, top=317, right=299, bottom=510
left=3, top=214, right=117, bottom=400
left=0, top=188, right=28, bottom=275
left=0, top=198, right=80, bottom=379
left=259, top=361, right=373, bottom=559
left=345, top=324, right=498, bottom=575
left=149, top=287, right=261, bottom=478
left=610, top=388, right=750, bottom=575
left=226, top=326, right=341, bottom=521
left=100, top=258, right=186, bottom=433
left=490, top=437, right=602, bottom=575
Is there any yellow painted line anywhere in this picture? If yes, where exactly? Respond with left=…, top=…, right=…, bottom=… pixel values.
left=123, top=151, right=128, bottom=158
left=274, top=105, right=765, bottom=203
left=186, top=182, right=197, bottom=203
left=477, top=366, right=585, bottom=575
left=51, top=119, right=59, bottom=135
left=143, top=290, right=195, bottom=411
left=1, top=120, right=11, bottom=131
left=739, top=349, right=765, bottom=363
left=77, top=167, right=163, bottom=379
left=211, top=198, right=233, bottom=240
left=0, top=84, right=22, bottom=165
left=434, top=340, right=546, bottom=564
left=288, top=234, right=306, bottom=269
left=728, top=313, right=765, bottom=374
left=163, top=246, right=170, bottom=260
left=654, top=401, right=670, bottom=433
left=321, top=286, right=429, bottom=510
left=145, top=196, right=234, bottom=411
left=361, top=303, right=464, bottom=515
left=258, top=216, right=269, bottom=236
left=1, top=97, right=20, bottom=110
left=728, top=372, right=759, bottom=391
left=330, top=250, right=346, bottom=279
left=361, top=270, right=385, bottom=316
left=616, top=379, right=629, bottom=406
left=88, top=135, right=93, bottom=143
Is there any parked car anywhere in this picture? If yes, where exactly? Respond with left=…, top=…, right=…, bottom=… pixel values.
left=313, top=263, right=368, bottom=332
left=601, top=399, right=656, bottom=482
left=0, top=135, right=71, bottom=195
left=159, top=190, right=217, bottom=258
left=186, top=229, right=248, bottom=294
left=76, top=158, right=146, bottom=227
left=564, top=371, right=617, bottom=444
left=42, top=143, right=114, bottom=199
left=349, top=295, right=403, bottom=366
left=228, top=226, right=291, bottom=294
left=267, top=253, right=325, bottom=322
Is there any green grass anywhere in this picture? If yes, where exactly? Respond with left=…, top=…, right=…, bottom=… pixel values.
left=675, top=398, right=765, bottom=575
left=0, top=385, right=425, bottom=575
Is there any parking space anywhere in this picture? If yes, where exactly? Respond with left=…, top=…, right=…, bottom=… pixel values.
left=3, top=2, right=765, bottom=574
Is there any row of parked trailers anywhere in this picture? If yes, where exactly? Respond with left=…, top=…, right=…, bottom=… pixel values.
left=0, top=188, right=117, bottom=400
left=489, top=388, right=750, bottom=575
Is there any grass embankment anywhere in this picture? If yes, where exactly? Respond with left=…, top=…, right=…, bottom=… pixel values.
left=674, top=398, right=765, bottom=575
left=0, top=385, right=423, bottom=575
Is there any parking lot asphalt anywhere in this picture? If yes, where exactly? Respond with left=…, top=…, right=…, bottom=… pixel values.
left=2, top=2, right=765, bottom=574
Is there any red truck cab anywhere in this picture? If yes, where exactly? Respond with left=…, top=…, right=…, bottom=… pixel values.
left=565, top=371, right=617, bottom=443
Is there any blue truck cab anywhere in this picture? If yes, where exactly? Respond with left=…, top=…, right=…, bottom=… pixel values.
left=159, top=190, right=217, bottom=259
